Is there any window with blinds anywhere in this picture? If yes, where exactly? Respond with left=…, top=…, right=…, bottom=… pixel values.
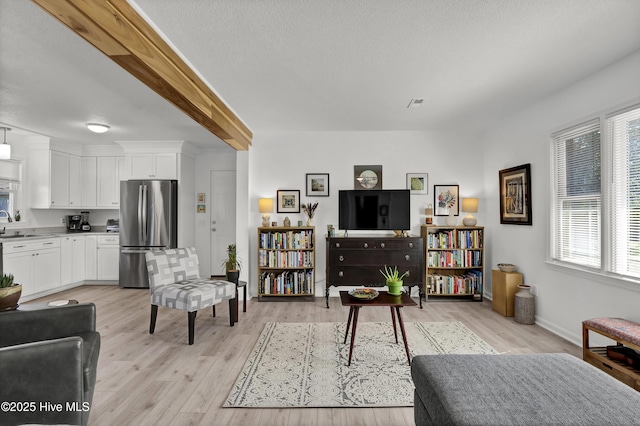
left=607, top=105, right=640, bottom=279
left=551, top=120, right=601, bottom=268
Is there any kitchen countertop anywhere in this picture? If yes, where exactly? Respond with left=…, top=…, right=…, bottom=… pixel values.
left=0, top=232, right=118, bottom=242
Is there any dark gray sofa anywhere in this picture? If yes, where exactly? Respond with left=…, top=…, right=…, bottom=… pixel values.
left=0, top=303, right=100, bottom=426
left=412, top=353, right=640, bottom=426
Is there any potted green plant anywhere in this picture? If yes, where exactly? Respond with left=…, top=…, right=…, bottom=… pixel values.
left=0, top=273, right=22, bottom=311
left=221, top=244, right=242, bottom=283
left=380, top=265, right=409, bottom=296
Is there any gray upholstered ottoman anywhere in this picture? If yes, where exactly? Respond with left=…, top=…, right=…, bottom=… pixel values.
left=411, top=353, right=640, bottom=426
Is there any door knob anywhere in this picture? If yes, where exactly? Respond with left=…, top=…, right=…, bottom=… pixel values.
left=212, top=228, right=217, bottom=232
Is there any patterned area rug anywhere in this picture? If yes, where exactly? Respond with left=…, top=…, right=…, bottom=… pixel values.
left=224, top=321, right=496, bottom=408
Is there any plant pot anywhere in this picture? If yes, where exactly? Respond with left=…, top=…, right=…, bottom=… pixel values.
left=226, top=270, right=240, bottom=284
left=386, top=280, right=403, bottom=296
left=0, top=284, right=22, bottom=311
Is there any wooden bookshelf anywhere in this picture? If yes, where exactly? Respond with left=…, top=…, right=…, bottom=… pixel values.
left=257, top=226, right=315, bottom=300
left=420, top=225, right=484, bottom=301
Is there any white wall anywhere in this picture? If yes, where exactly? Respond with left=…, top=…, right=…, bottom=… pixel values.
left=248, top=130, right=485, bottom=296
left=482, top=49, right=640, bottom=345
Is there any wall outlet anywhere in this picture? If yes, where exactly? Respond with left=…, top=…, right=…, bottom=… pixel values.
left=61, top=216, right=66, bottom=225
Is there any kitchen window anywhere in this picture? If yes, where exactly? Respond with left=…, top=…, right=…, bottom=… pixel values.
left=551, top=104, right=640, bottom=282
left=0, top=181, right=17, bottom=222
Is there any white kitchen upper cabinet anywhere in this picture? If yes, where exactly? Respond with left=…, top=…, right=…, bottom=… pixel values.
left=50, top=150, right=69, bottom=207
left=97, top=156, right=125, bottom=207
left=69, top=154, right=82, bottom=207
left=127, top=153, right=177, bottom=180
left=81, top=156, right=97, bottom=207
left=29, top=149, right=82, bottom=208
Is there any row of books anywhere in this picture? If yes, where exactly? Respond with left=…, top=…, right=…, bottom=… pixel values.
left=259, top=230, right=314, bottom=250
left=258, top=249, right=314, bottom=268
left=259, top=270, right=314, bottom=295
left=426, top=229, right=483, bottom=249
left=428, top=250, right=482, bottom=268
left=427, top=271, right=483, bottom=295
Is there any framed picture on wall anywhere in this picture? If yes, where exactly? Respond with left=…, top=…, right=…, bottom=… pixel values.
left=354, top=165, right=382, bottom=190
left=277, top=189, right=301, bottom=213
left=406, top=173, right=428, bottom=194
left=499, top=163, right=532, bottom=225
left=306, top=173, right=330, bottom=196
left=434, top=184, right=459, bottom=216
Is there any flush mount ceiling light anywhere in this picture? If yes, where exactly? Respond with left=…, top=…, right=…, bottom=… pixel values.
left=407, top=98, right=424, bottom=108
left=85, top=123, right=110, bottom=133
left=0, top=126, right=11, bottom=159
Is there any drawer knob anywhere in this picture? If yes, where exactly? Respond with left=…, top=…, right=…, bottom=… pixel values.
left=339, top=255, right=344, bottom=262
left=338, top=271, right=344, bottom=277
left=363, top=243, right=368, bottom=248
left=380, top=242, right=385, bottom=248
left=336, top=243, right=341, bottom=248
left=405, top=255, right=411, bottom=261
left=409, top=242, right=414, bottom=248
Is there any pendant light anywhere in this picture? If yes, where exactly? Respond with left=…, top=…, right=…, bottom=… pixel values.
left=0, top=127, right=11, bottom=159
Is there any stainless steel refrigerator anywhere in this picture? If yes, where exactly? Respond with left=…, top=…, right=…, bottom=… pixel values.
left=119, top=180, right=178, bottom=288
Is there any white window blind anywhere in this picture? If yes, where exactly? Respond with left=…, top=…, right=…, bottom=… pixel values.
left=551, top=120, right=601, bottom=268
left=607, top=105, right=640, bottom=279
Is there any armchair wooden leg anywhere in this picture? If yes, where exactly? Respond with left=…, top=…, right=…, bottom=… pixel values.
left=228, top=298, right=236, bottom=326
left=212, top=306, right=216, bottom=317
left=188, top=311, right=197, bottom=345
left=150, top=305, right=158, bottom=334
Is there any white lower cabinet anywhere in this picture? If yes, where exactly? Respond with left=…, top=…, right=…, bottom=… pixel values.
left=3, top=239, right=61, bottom=297
left=97, top=235, right=119, bottom=281
left=85, top=235, right=98, bottom=280
left=61, top=235, right=86, bottom=285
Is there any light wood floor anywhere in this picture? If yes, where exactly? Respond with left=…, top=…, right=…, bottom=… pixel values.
left=28, top=286, right=581, bottom=426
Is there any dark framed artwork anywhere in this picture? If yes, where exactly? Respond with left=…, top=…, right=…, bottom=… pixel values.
left=306, top=173, right=329, bottom=197
left=277, top=190, right=300, bottom=213
left=354, top=165, right=382, bottom=190
left=407, top=173, right=428, bottom=195
left=434, top=184, right=459, bottom=216
left=499, top=163, right=532, bottom=225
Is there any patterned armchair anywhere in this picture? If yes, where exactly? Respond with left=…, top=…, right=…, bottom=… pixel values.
left=145, top=247, right=236, bottom=345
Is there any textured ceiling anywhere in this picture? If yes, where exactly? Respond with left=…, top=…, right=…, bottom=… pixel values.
left=1, top=0, right=640, bottom=147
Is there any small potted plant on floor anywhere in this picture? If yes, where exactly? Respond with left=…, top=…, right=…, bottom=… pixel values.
left=0, top=273, right=22, bottom=311
left=380, top=265, right=409, bottom=296
left=222, top=244, right=242, bottom=283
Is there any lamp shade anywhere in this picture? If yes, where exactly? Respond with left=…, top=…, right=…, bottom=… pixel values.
left=462, top=198, right=479, bottom=213
left=259, top=198, right=274, bottom=213
left=0, top=143, right=10, bottom=160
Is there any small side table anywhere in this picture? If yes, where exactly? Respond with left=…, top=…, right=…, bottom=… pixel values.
left=491, top=270, right=522, bottom=317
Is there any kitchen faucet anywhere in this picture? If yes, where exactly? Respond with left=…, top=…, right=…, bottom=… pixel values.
left=0, top=210, right=12, bottom=222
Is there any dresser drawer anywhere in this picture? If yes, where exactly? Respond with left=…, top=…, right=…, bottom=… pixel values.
left=330, top=249, right=421, bottom=266
left=329, top=265, right=423, bottom=285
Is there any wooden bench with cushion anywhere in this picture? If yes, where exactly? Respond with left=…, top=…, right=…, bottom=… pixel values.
left=583, top=317, right=640, bottom=390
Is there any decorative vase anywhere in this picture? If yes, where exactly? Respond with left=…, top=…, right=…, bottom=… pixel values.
left=14, top=210, right=20, bottom=222
left=306, top=218, right=313, bottom=226
left=0, top=284, right=22, bottom=311
left=514, top=284, right=535, bottom=324
left=445, top=212, right=457, bottom=226
left=386, top=280, right=403, bottom=296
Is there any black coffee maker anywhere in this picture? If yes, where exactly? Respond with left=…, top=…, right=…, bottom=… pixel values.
left=67, top=215, right=82, bottom=232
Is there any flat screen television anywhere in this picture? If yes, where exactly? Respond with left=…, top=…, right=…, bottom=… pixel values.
left=339, top=189, right=410, bottom=231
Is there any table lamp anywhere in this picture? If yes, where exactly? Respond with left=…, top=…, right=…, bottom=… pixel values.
left=259, top=198, right=274, bottom=227
left=462, top=198, right=478, bottom=226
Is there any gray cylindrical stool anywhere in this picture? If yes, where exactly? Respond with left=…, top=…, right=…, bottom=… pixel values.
left=514, top=284, right=535, bottom=324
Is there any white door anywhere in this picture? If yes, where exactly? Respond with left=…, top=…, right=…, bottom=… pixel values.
left=210, top=170, right=236, bottom=277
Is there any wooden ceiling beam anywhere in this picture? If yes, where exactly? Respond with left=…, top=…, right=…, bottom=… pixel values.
left=31, top=0, right=252, bottom=150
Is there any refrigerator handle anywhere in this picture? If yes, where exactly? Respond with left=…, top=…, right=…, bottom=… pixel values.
left=137, top=184, right=144, bottom=244
left=141, top=184, right=148, bottom=244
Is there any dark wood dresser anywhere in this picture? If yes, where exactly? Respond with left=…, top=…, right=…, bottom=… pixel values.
left=325, top=235, right=424, bottom=308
